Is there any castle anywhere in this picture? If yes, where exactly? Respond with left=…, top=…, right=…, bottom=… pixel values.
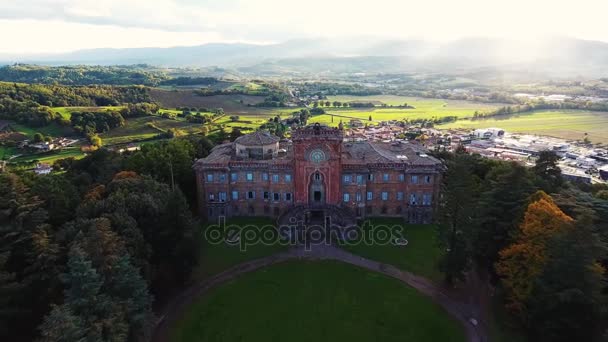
left=194, top=124, right=442, bottom=224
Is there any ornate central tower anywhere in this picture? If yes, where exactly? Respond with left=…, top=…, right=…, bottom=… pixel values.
left=292, top=124, right=344, bottom=206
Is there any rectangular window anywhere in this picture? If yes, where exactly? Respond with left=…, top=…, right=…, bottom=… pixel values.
left=367, top=174, right=374, bottom=181
left=343, top=174, right=352, bottom=183
left=247, top=191, right=255, bottom=200
left=424, top=175, right=432, bottom=184
left=343, top=193, right=350, bottom=202
left=263, top=191, right=270, bottom=200
left=383, top=173, right=389, bottom=182
left=356, top=192, right=362, bottom=202
left=219, top=192, right=227, bottom=202
left=423, top=194, right=432, bottom=206
left=273, top=192, right=280, bottom=201
left=366, top=191, right=373, bottom=200
left=230, top=172, right=238, bottom=182
left=410, top=193, right=418, bottom=205
left=356, top=175, right=364, bottom=184
left=411, top=175, right=418, bottom=184
left=219, top=174, right=226, bottom=182
left=285, top=174, right=292, bottom=183
left=397, top=192, right=404, bottom=200
left=285, top=193, right=292, bottom=201
left=208, top=193, right=215, bottom=201
left=262, top=173, right=269, bottom=181
left=399, top=174, right=405, bottom=182
left=381, top=191, right=388, bottom=201
left=231, top=191, right=239, bottom=200
left=246, top=172, right=254, bottom=182
left=206, top=174, right=214, bottom=182
left=272, top=174, right=280, bottom=183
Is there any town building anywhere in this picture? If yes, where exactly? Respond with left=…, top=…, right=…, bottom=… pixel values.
left=194, top=124, right=443, bottom=224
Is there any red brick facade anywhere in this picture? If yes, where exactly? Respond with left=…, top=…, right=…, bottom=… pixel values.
left=194, top=125, right=442, bottom=223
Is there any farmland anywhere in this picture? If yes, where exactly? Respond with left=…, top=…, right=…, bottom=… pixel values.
left=149, top=89, right=268, bottom=113
left=437, top=109, right=608, bottom=144
left=52, top=106, right=124, bottom=119
left=307, top=95, right=503, bottom=126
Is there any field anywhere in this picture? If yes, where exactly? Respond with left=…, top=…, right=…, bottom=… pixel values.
left=101, top=115, right=208, bottom=145
left=149, top=89, right=268, bottom=113
left=309, top=95, right=502, bottom=126
left=52, top=106, right=123, bottom=119
left=340, top=219, right=442, bottom=281
left=10, top=122, right=74, bottom=138
left=171, top=261, right=466, bottom=342
left=438, top=110, right=608, bottom=144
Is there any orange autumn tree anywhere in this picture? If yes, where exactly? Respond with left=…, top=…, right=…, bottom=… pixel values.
left=495, top=191, right=574, bottom=314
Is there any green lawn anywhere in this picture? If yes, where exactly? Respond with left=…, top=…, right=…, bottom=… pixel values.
left=191, top=217, right=288, bottom=282
left=341, top=218, right=442, bottom=282
left=11, top=122, right=73, bottom=139
left=0, top=146, right=17, bottom=159
left=52, top=106, right=124, bottom=119
left=171, top=261, right=466, bottom=342
left=438, top=109, right=608, bottom=144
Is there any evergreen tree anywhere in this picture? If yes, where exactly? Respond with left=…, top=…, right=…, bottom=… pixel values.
left=533, top=150, right=562, bottom=193
left=437, top=154, right=479, bottom=284
left=473, top=162, right=536, bottom=273
left=526, top=215, right=606, bottom=342
left=38, top=305, right=86, bottom=342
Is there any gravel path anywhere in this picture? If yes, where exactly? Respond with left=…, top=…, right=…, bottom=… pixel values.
left=152, top=244, right=487, bottom=342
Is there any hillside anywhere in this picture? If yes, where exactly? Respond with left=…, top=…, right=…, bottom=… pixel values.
left=4, top=37, right=608, bottom=78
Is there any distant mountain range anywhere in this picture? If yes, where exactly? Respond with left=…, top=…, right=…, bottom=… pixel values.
left=3, top=36, right=608, bottom=78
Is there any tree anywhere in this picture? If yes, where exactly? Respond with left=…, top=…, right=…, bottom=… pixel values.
left=33, top=133, right=45, bottom=143
left=525, top=215, right=605, bottom=342
left=229, top=128, right=243, bottom=141
left=88, top=133, right=102, bottom=147
left=107, top=254, right=154, bottom=340
left=496, top=191, right=574, bottom=314
left=0, top=253, right=23, bottom=337
left=229, top=115, right=240, bottom=122
left=595, top=190, right=608, bottom=200
left=368, top=115, right=372, bottom=121
left=473, top=162, right=536, bottom=272
left=438, top=154, right=478, bottom=285
left=533, top=150, right=562, bottom=193
left=31, top=174, right=79, bottom=225
left=325, top=101, right=330, bottom=107
left=38, top=305, right=85, bottom=342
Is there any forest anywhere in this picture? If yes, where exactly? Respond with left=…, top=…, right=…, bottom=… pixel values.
left=436, top=149, right=608, bottom=342
left=0, top=136, right=215, bottom=341
left=0, top=65, right=170, bottom=86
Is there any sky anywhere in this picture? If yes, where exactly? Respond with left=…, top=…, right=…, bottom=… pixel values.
left=1, top=0, right=608, bottom=54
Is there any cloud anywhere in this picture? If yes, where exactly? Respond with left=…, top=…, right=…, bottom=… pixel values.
left=0, top=0, right=222, bottom=32
left=1, top=0, right=608, bottom=54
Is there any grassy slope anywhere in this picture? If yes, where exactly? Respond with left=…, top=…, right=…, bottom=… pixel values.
left=341, top=218, right=442, bottom=282
left=190, top=217, right=288, bottom=282
left=52, top=106, right=124, bottom=119
left=10, top=122, right=73, bottom=138
left=172, top=261, right=466, bottom=342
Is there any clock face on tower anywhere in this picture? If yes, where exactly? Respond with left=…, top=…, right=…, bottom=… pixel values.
left=309, top=149, right=326, bottom=163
